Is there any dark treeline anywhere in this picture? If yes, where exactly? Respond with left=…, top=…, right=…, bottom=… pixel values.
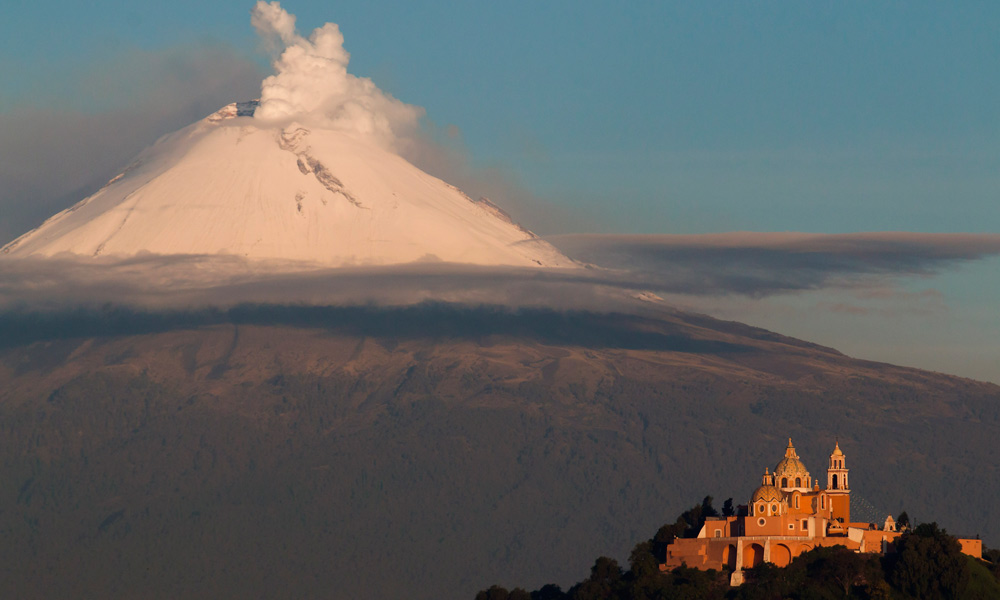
left=0, top=302, right=755, bottom=354
left=476, top=498, right=1000, bottom=600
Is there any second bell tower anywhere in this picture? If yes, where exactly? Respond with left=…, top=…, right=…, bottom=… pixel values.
left=826, top=441, right=851, bottom=523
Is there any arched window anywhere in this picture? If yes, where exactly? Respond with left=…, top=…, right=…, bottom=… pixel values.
left=714, top=529, right=722, bottom=538
left=771, top=503, right=778, bottom=514
left=795, top=477, right=801, bottom=488
left=758, top=503, right=765, bottom=515
left=781, top=477, right=788, bottom=488
left=821, top=496, right=826, bottom=509
left=794, top=495, right=800, bottom=509
left=832, top=474, right=839, bottom=489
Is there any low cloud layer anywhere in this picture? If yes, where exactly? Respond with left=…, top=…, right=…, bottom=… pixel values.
left=1, top=232, right=999, bottom=315
left=547, top=232, right=1000, bottom=297
left=0, top=255, right=640, bottom=313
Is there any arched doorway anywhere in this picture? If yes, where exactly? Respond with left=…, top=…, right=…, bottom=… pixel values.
left=743, top=543, right=764, bottom=568
left=722, top=544, right=737, bottom=570
left=771, top=543, right=792, bottom=567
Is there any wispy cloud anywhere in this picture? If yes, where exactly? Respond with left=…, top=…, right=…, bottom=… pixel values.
left=547, top=232, right=1000, bottom=297
left=2, top=232, right=998, bottom=314
left=0, top=255, right=642, bottom=313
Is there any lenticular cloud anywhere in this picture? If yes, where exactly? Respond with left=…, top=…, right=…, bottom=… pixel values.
left=250, top=1, right=422, bottom=150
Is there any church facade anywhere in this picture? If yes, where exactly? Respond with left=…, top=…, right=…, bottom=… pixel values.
left=661, top=439, right=981, bottom=585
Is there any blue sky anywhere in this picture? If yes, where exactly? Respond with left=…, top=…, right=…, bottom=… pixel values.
left=2, top=1, right=999, bottom=381
left=6, top=1, right=998, bottom=234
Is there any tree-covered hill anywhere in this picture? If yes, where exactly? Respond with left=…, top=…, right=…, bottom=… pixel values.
left=476, top=500, right=1000, bottom=600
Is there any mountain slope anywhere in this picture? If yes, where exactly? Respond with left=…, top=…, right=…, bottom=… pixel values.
left=1, top=104, right=573, bottom=269
left=0, top=305, right=997, bottom=599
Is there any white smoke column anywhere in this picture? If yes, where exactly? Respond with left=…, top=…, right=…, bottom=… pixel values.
left=250, top=1, right=423, bottom=150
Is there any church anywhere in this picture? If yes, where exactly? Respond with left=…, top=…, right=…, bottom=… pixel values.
left=661, top=439, right=982, bottom=585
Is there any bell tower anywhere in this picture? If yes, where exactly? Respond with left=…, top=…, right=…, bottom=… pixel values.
left=826, top=441, right=850, bottom=523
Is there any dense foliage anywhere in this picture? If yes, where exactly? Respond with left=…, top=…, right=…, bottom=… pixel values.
left=476, top=503, right=1000, bottom=600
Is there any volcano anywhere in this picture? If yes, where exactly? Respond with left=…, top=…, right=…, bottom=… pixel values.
left=1, top=101, right=573, bottom=269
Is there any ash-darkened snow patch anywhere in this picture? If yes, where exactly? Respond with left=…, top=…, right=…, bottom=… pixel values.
left=279, top=127, right=364, bottom=208
left=305, top=156, right=364, bottom=209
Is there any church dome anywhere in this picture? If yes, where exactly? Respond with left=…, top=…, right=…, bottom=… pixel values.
left=774, top=438, right=811, bottom=483
left=751, top=484, right=783, bottom=503
left=774, top=457, right=809, bottom=477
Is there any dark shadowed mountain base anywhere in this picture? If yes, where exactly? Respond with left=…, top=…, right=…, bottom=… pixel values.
left=0, top=304, right=997, bottom=599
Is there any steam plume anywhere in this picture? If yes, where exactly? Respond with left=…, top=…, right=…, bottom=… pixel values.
left=250, top=1, right=423, bottom=150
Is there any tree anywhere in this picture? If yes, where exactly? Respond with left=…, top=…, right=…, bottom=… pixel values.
left=701, top=496, right=719, bottom=519
left=661, top=565, right=728, bottom=600
left=476, top=585, right=512, bottom=600
left=885, top=522, right=970, bottom=599
left=566, top=557, right=624, bottom=600
left=476, top=586, right=532, bottom=600
left=628, top=541, right=659, bottom=580
left=984, top=546, right=1000, bottom=581
left=731, top=562, right=794, bottom=600
left=733, top=546, right=885, bottom=600
left=722, top=498, right=735, bottom=517
left=588, top=556, right=623, bottom=585
left=799, top=545, right=882, bottom=598
left=531, top=584, right=566, bottom=600
left=896, top=511, right=910, bottom=531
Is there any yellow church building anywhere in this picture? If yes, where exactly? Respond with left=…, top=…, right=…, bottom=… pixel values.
left=661, top=439, right=982, bottom=585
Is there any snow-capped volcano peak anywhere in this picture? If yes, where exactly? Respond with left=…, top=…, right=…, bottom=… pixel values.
left=1, top=103, right=575, bottom=269
left=2, top=3, right=576, bottom=270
